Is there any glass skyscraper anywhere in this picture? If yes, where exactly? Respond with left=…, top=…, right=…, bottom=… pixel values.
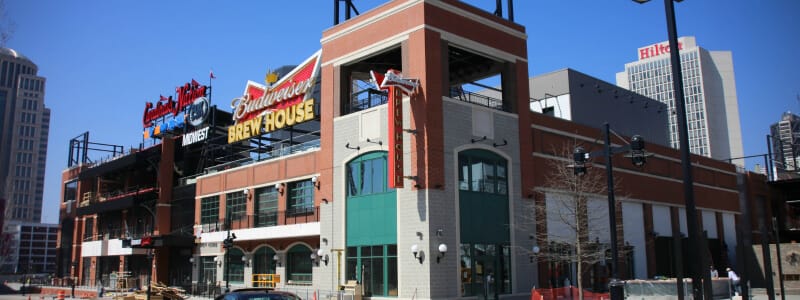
left=770, top=111, right=800, bottom=178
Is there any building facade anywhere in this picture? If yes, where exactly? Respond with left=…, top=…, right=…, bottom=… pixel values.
left=1, top=221, right=58, bottom=274
left=58, top=1, right=766, bottom=299
left=529, top=68, right=669, bottom=147
left=769, top=111, right=800, bottom=179
left=616, top=37, right=743, bottom=164
left=0, top=47, right=50, bottom=222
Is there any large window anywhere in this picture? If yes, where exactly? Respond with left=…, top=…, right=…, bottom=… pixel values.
left=287, top=245, right=312, bottom=284
left=458, top=150, right=507, bottom=195
left=345, top=151, right=397, bottom=297
left=200, top=196, right=219, bottom=225
left=458, top=149, right=511, bottom=297
left=287, top=181, right=314, bottom=215
left=227, top=248, right=245, bottom=283
left=199, top=256, right=217, bottom=291
left=253, top=247, right=276, bottom=275
left=226, top=191, right=246, bottom=222
left=63, top=181, right=77, bottom=203
left=346, top=152, right=388, bottom=196
left=346, top=245, right=398, bottom=297
left=255, top=186, right=279, bottom=227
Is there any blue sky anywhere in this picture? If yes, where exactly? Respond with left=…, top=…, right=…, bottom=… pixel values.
left=4, top=1, right=799, bottom=223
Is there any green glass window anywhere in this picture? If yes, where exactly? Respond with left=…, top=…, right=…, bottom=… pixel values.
left=458, top=150, right=508, bottom=195
left=227, top=248, right=245, bottom=283
left=345, top=244, right=397, bottom=297
left=226, top=191, right=246, bottom=222
left=346, top=152, right=388, bottom=196
left=458, top=149, right=511, bottom=297
left=287, top=245, right=312, bottom=284
left=288, top=180, right=314, bottom=215
left=255, top=186, right=279, bottom=227
left=253, top=247, right=276, bottom=275
left=200, top=196, right=219, bottom=225
left=199, top=256, right=217, bottom=288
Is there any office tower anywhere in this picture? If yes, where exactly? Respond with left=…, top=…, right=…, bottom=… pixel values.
left=0, top=47, right=50, bottom=222
left=616, top=37, right=743, bottom=164
left=770, top=111, right=800, bottom=177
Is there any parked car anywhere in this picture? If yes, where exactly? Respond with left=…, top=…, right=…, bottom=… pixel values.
left=215, top=288, right=302, bottom=300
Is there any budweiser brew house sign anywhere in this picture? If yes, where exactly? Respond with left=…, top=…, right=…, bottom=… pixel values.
left=228, top=50, right=321, bottom=143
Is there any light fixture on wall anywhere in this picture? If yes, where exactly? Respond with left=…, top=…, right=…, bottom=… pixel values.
left=241, top=255, right=250, bottom=267
left=411, top=244, right=423, bottom=263
left=214, top=256, right=222, bottom=267
left=311, top=249, right=328, bottom=266
left=319, top=249, right=329, bottom=266
left=437, top=243, right=448, bottom=263
left=274, top=183, right=285, bottom=195
left=311, top=176, right=320, bottom=189
left=273, top=254, right=281, bottom=267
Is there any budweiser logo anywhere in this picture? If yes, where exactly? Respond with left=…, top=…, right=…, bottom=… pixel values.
left=230, top=51, right=321, bottom=123
left=370, top=69, right=419, bottom=95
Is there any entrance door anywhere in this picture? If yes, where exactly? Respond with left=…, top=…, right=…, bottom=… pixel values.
left=475, top=245, right=498, bottom=300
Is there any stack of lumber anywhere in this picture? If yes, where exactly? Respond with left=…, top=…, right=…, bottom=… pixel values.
left=130, top=282, right=186, bottom=300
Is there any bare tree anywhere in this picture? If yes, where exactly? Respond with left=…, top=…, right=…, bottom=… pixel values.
left=0, top=0, right=15, bottom=47
left=528, top=142, right=625, bottom=300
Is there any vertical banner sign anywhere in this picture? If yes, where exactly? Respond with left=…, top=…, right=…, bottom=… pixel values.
left=388, top=86, right=403, bottom=188
left=371, top=69, right=419, bottom=189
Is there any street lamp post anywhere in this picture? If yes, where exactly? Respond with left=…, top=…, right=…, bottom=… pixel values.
left=632, top=0, right=708, bottom=298
left=573, top=123, right=650, bottom=300
left=140, top=202, right=156, bottom=300
left=222, top=210, right=237, bottom=293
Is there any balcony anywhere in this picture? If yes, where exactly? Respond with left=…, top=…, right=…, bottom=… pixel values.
left=197, top=208, right=320, bottom=243
left=449, top=88, right=504, bottom=111
left=77, top=186, right=157, bottom=216
left=200, top=207, right=320, bottom=233
left=204, top=134, right=321, bottom=174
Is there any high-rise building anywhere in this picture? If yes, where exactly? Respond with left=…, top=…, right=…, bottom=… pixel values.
left=770, top=111, right=800, bottom=178
left=0, top=47, right=50, bottom=222
left=616, top=37, right=743, bottom=164
left=1, top=221, right=58, bottom=273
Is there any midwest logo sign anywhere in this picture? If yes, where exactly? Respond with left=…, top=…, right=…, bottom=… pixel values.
left=227, top=50, right=321, bottom=144
left=143, top=80, right=208, bottom=139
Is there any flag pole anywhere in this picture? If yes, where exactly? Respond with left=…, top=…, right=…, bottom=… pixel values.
left=209, top=69, right=214, bottom=103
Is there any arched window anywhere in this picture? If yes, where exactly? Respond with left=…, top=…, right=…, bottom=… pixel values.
left=458, top=149, right=508, bottom=195
left=287, top=244, right=312, bottom=284
left=346, top=151, right=389, bottom=196
left=253, top=247, right=276, bottom=275
left=227, top=248, right=245, bottom=283
left=345, top=151, right=398, bottom=297
left=458, top=149, right=511, bottom=297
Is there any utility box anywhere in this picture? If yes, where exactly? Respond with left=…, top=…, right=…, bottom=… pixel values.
left=343, top=280, right=362, bottom=300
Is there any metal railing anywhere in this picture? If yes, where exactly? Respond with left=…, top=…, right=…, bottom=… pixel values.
left=450, top=88, right=505, bottom=111
left=80, top=185, right=157, bottom=207
left=200, top=207, right=320, bottom=233
left=204, top=133, right=321, bottom=174
left=346, top=88, right=388, bottom=114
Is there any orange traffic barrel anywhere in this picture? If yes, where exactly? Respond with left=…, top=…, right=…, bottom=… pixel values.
left=57, top=290, right=65, bottom=300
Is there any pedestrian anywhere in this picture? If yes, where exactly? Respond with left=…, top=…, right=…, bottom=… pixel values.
left=726, top=267, right=741, bottom=296
left=710, top=265, right=719, bottom=278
